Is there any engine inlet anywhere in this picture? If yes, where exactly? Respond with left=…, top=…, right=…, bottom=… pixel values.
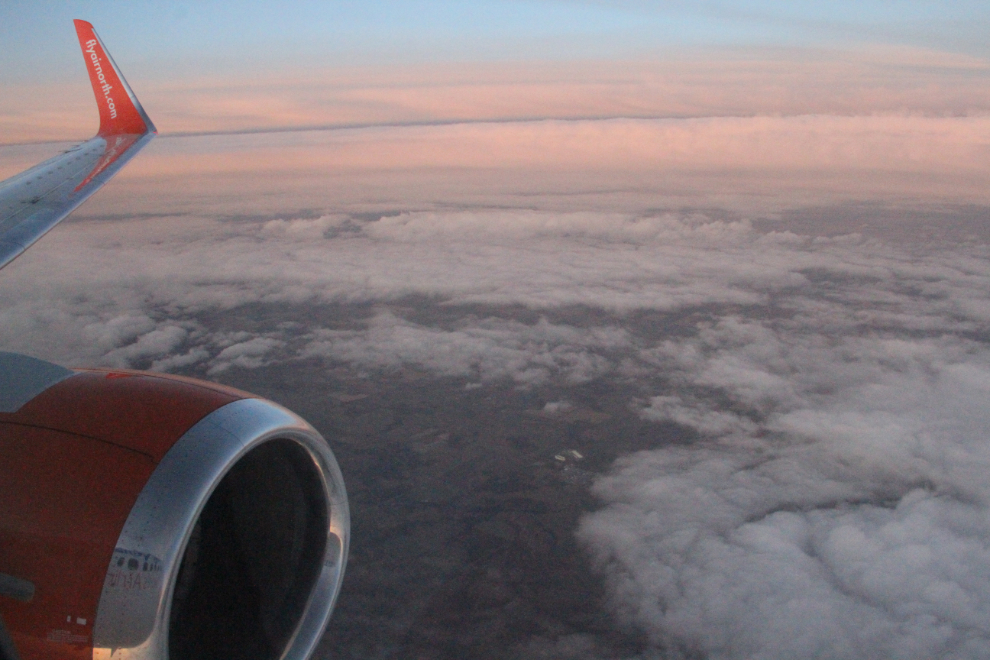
left=92, top=398, right=349, bottom=660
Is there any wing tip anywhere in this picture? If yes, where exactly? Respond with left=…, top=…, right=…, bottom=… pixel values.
left=74, top=20, right=155, bottom=137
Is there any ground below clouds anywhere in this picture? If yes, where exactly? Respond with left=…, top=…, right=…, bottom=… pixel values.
left=196, top=345, right=666, bottom=660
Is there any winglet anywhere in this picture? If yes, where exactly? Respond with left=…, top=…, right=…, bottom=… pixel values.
left=73, top=19, right=156, bottom=137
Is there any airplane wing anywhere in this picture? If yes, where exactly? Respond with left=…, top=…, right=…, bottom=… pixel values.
left=0, top=19, right=156, bottom=272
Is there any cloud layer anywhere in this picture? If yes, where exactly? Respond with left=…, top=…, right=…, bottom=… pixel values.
left=4, top=113, right=989, bottom=228
left=581, top=321, right=990, bottom=658
left=3, top=47, right=988, bottom=142
left=3, top=126, right=990, bottom=658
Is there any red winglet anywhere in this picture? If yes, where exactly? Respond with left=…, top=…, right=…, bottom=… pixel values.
left=73, top=19, right=153, bottom=137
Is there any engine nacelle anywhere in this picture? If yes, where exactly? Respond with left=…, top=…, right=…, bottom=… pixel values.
left=0, top=352, right=349, bottom=660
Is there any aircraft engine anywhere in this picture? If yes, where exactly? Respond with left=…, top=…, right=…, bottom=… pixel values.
left=0, top=352, right=349, bottom=660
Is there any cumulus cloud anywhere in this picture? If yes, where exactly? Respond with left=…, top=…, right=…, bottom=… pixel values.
left=208, top=336, right=285, bottom=374
left=302, top=311, right=627, bottom=386
left=102, top=325, right=189, bottom=368
left=637, top=395, right=757, bottom=436
left=580, top=316, right=990, bottom=658
left=1, top=205, right=989, bottom=370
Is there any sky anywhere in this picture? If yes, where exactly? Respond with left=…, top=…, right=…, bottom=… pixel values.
left=1, top=1, right=989, bottom=141
left=3, top=2, right=990, bottom=659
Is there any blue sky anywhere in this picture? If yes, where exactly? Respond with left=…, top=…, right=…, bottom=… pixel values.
left=1, top=0, right=988, bottom=83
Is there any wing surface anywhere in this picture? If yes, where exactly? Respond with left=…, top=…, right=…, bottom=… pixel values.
left=0, top=20, right=156, bottom=272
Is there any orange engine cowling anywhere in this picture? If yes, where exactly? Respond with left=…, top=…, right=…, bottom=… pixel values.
left=0, top=352, right=349, bottom=660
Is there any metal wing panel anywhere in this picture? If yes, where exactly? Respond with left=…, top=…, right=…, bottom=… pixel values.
left=0, top=133, right=154, bottom=270
left=0, top=19, right=155, bottom=272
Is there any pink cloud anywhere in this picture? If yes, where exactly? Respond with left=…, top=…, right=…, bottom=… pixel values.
left=39, top=114, right=985, bottom=219
left=1, top=46, right=987, bottom=143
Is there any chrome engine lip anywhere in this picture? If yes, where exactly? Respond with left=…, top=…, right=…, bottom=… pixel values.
left=92, top=397, right=349, bottom=660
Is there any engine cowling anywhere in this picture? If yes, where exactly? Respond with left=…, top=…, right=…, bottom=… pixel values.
left=0, top=352, right=349, bottom=660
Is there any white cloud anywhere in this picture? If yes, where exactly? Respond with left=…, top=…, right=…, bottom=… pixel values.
left=82, top=314, right=157, bottom=352
left=208, top=337, right=285, bottom=374
left=2, top=208, right=990, bottom=378
left=580, top=317, right=990, bottom=659
left=102, top=325, right=189, bottom=368
left=151, top=348, right=210, bottom=372
left=301, top=311, right=628, bottom=386
left=637, top=395, right=757, bottom=436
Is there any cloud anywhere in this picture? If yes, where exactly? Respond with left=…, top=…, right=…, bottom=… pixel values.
left=301, top=311, right=628, bottom=386
left=79, top=114, right=990, bottom=221
left=579, top=317, right=990, bottom=659
left=208, top=336, right=285, bottom=374
left=6, top=114, right=988, bottom=222
left=3, top=48, right=988, bottom=142
left=102, top=325, right=189, bottom=368
left=1, top=206, right=989, bottom=372
left=229, top=112, right=989, bottom=177
left=637, top=395, right=758, bottom=436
